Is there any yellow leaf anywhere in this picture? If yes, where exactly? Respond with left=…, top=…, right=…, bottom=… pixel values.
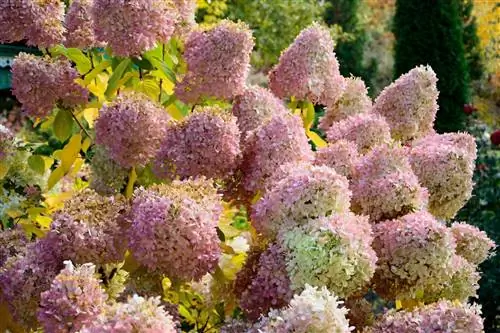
left=42, top=156, right=54, bottom=170
left=301, top=101, right=315, bottom=130
left=166, top=103, right=185, bottom=120
left=395, top=299, right=402, bottom=310
left=125, top=167, right=137, bottom=199
left=0, top=161, right=9, bottom=179
left=69, top=157, right=85, bottom=177
left=27, top=207, right=46, bottom=218
left=6, top=209, right=23, bottom=219
left=47, top=166, right=65, bottom=190
left=18, top=218, right=45, bottom=238
left=44, top=192, right=73, bottom=211
left=61, top=134, right=82, bottom=172
left=83, top=108, right=99, bottom=128
left=82, top=137, right=92, bottom=153
left=306, top=130, right=328, bottom=148
left=35, top=215, right=52, bottom=229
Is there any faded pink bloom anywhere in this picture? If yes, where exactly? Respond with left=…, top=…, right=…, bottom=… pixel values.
left=232, top=85, right=288, bottom=142
left=241, top=113, right=313, bottom=195
left=12, top=53, right=89, bottom=118
left=373, top=65, right=439, bottom=142
left=129, top=179, right=222, bottom=281
left=326, top=113, right=392, bottom=154
left=153, top=106, right=241, bottom=180
left=92, top=0, right=177, bottom=56
left=175, top=20, right=254, bottom=103
left=95, top=91, right=171, bottom=168
left=451, top=222, right=496, bottom=265
left=252, top=164, right=351, bottom=238
left=372, top=211, right=456, bottom=300
left=269, top=23, right=345, bottom=106
left=314, top=140, right=360, bottom=178
left=0, top=227, right=28, bottom=268
left=173, top=0, right=196, bottom=37
left=38, top=261, right=107, bottom=333
left=366, top=300, right=483, bottom=333
left=64, top=0, right=97, bottom=49
left=408, top=132, right=477, bottom=220
left=319, top=76, right=372, bottom=131
left=235, top=243, right=293, bottom=321
left=351, top=145, right=428, bottom=222
left=80, top=295, right=177, bottom=333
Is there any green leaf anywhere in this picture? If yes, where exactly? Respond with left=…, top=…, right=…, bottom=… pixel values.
left=53, top=109, right=74, bottom=142
left=125, top=167, right=137, bottom=199
left=105, top=58, right=132, bottom=98
left=132, top=57, right=154, bottom=70
left=83, top=60, right=112, bottom=86
left=66, top=48, right=92, bottom=74
left=28, top=155, right=46, bottom=175
left=145, top=55, right=176, bottom=83
left=216, top=227, right=225, bottom=242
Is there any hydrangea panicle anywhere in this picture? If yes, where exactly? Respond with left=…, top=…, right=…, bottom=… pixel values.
left=129, top=179, right=222, bottom=281
left=153, top=106, right=241, bottom=180
left=92, top=0, right=177, bottom=56
left=319, top=76, right=372, bottom=131
left=252, top=164, right=351, bottom=238
left=38, top=261, right=107, bottom=333
left=280, top=213, right=376, bottom=297
left=351, top=145, right=428, bottom=222
left=373, top=65, right=439, bottom=142
left=314, top=140, right=360, bottom=179
left=269, top=23, right=345, bottom=106
left=64, top=0, right=97, bottom=49
left=450, top=222, right=496, bottom=265
left=95, top=91, right=171, bottom=168
left=326, top=113, right=392, bottom=154
left=12, top=53, right=89, bottom=118
left=175, top=20, right=254, bottom=103
left=372, top=211, right=456, bottom=301
left=408, top=132, right=477, bottom=220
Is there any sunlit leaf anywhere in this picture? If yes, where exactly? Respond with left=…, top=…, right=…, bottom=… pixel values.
left=47, top=166, right=65, bottom=190
left=306, top=130, right=328, bottom=148
left=83, top=60, right=112, bottom=86
left=66, top=48, right=92, bottom=74
left=61, top=134, right=82, bottom=172
left=83, top=108, right=99, bottom=128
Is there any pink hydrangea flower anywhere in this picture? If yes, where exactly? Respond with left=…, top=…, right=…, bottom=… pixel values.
left=269, top=23, right=345, bottom=106
left=366, top=300, right=483, bottom=333
left=351, top=145, right=428, bottom=222
left=450, top=222, right=496, bottom=265
left=314, top=140, right=360, bottom=178
left=175, top=20, right=254, bottom=103
left=241, top=113, right=313, bottom=195
left=408, top=132, right=477, bottom=220
left=0, top=124, right=14, bottom=162
left=252, top=164, right=351, bottom=238
left=372, top=211, right=456, bottom=300
left=373, top=65, right=439, bottom=142
left=153, top=106, right=241, bottom=180
left=95, top=91, right=171, bottom=168
left=12, top=53, right=89, bottom=118
left=64, top=0, right=97, bottom=49
left=232, top=85, right=288, bottom=142
left=235, top=243, right=293, bottom=321
left=49, top=189, right=130, bottom=266
left=0, top=234, right=64, bottom=329
left=129, top=179, right=222, bottom=281
left=92, top=0, right=177, bottom=57
left=0, top=1, right=31, bottom=43
left=38, top=261, right=107, bottom=333
left=280, top=213, right=376, bottom=297
left=326, top=113, right=392, bottom=154
left=319, top=76, right=372, bottom=131
left=80, top=295, right=177, bottom=333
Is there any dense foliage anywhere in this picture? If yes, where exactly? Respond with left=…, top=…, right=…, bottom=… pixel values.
left=0, top=1, right=496, bottom=332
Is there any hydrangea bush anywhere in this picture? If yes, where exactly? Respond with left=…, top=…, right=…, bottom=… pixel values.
left=0, top=1, right=495, bottom=332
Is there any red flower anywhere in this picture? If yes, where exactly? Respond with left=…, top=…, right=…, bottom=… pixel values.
left=490, top=130, right=500, bottom=146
